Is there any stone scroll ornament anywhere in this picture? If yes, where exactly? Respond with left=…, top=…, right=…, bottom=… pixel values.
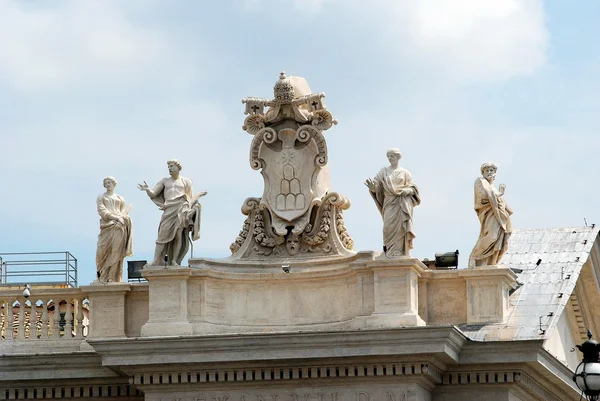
left=229, top=72, right=354, bottom=259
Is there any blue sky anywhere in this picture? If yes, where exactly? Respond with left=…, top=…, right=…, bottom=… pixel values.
left=0, top=0, right=598, bottom=286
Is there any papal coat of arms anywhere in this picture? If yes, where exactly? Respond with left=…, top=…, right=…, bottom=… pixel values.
left=229, top=72, right=354, bottom=260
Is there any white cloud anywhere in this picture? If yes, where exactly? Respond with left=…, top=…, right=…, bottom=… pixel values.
left=292, top=0, right=327, bottom=12
left=247, top=0, right=548, bottom=82
left=0, top=1, right=190, bottom=92
left=395, top=0, right=548, bottom=81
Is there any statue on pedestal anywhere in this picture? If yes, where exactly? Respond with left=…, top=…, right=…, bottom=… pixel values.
left=468, top=162, right=513, bottom=267
left=365, top=149, right=420, bottom=258
left=138, top=160, right=206, bottom=266
left=95, top=176, right=133, bottom=283
left=229, top=72, right=354, bottom=260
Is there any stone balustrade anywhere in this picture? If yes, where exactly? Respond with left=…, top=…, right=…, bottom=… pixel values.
left=0, top=283, right=149, bottom=353
left=0, top=287, right=88, bottom=341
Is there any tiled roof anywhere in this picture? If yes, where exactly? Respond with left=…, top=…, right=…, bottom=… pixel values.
left=459, top=226, right=600, bottom=341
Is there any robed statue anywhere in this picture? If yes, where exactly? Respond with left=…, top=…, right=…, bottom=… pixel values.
left=138, top=160, right=206, bottom=266
left=365, top=148, right=420, bottom=257
left=96, top=176, right=133, bottom=282
left=468, top=162, right=513, bottom=267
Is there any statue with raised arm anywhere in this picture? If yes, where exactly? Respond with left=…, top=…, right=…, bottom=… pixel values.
left=96, top=176, right=133, bottom=283
left=468, top=162, right=513, bottom=267
left=138, top=160, right=206, bottom=266
left=365, top=148, right=421, bottom=258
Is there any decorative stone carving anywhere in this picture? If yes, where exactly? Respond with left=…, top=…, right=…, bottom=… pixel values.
left=95, top=176, right=133, bottom=283
left=365, top=149, right=420, bottom=258
left=230, top=72, right=353, bottom=260
left=468, top=162, right=513, bottom=267
left=138, top=160, right=206, bottom=266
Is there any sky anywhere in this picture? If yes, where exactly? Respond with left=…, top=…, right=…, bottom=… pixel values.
left=0, top=0, right=598, bottom=286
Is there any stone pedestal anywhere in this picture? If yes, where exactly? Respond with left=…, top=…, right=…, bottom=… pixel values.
left=141, top=267, right=194, bottom=336
left=367, top=258, right=426, bottom=328
left=462, top=266, right=517, bottom=324
left=135, top=253, right=434, bottom=336
left=82, top=283, right=131, bottom=338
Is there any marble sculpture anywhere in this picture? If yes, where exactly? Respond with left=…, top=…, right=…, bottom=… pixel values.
left=95, top=176, right=133, bottom=283
left=229, top=72, right=354, bottom=259
left=138, top=160, right=206, bottom=266
left=365, top=148, right=420, bottom=257
left=468, top=162, right=513, bottom=267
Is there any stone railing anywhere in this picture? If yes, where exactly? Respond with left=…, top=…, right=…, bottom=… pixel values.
left=0, top=287, right=88, bottom=341
left=0, top=283, right=149, bottom=353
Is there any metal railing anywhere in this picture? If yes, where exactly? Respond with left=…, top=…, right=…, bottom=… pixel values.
left=0, top=252, right=78, bottom=287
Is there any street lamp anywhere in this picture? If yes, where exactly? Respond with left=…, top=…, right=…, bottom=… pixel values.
left=574, top=330, right=600, bottom=400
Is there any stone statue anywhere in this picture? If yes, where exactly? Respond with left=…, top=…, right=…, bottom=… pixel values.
left=229, top=72, right=354, bottom=260
left=95, top=176, right=133, bottom=283
left=365, top=149, right=421, bottom=258
left=468, top=162, right=513, bottom=267
left=138, top=160, right=206, bottom=266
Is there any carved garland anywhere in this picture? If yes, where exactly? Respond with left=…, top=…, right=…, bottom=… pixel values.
left=229, top=216, right=250, bottom=254
left=336, top=209, right=354, bottom=250
left=301, top=201, right=332, bottom=247
left=253, top=207, right=277, bottom=248
left=301, top=192, right=352, bottom=250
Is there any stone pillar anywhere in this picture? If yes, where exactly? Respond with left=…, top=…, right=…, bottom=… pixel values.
left=366, top=258, right=426, bottom=328
left=461, top=266, right=517, bottom=324
left=83, top=283, right=131, bottom=338
left=141, top=267, right=193, bottom=336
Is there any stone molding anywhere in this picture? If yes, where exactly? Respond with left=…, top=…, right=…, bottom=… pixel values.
left=130, top=361, right=442, bottom=389
left=1, top=383, right=142, bottom=400
left=88, top=327, right=467, bottom=367
left=441, top=369, right=568, bottom=401
left=0, top=353, right=141, bottom=400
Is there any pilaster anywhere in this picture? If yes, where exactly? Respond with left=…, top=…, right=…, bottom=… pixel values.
left=460, top=266, right=517, bottom=324
left=82, top=282, right=131, bottom=338
left=141, top=267, right=193, bottom=336
left=366, top=257, right=426, bottom=327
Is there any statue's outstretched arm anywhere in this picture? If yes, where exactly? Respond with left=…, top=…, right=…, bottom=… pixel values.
left=138, top=179, right=164, bottom=199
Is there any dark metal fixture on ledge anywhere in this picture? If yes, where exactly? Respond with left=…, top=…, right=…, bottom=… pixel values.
left=574, top=330, right=600, bottom=400
left=421, top=250, right=459, bottom=270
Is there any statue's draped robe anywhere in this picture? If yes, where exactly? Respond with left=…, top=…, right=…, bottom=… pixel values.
left=150, top=177, right=201, bottom=265
left=468, top=177, right=513, bottom=267
left=370, top=167, right=421, bottom=257
left=96, top=194, right=133, bottom=282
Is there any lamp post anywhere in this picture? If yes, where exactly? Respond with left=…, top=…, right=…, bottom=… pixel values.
left=574, top=330, right=600, bottom=400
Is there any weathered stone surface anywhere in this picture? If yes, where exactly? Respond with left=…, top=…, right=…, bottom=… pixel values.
left=138, top=159, right=206, bottom=266
left=230, top=73, right=353, bottom=261
left=468, top=162, right=513, bottom=268
left=366, top=149, right=420, bottom=258
left=95, top=176, right=133, bottom=283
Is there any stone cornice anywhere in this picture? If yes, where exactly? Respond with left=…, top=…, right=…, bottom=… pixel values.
left=532, top=347, right=581, bottom=398
left=130, top=360, right=443, bottom=393
left=89, top=327, right=468, bottom=368
left=459, top=339, right=545, bottom=364
left=0, top=352, right=118, bottom=382
left=441, top=368, right=577, bottom=401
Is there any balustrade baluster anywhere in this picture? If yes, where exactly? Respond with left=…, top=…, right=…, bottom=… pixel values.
left=1, top=299, right=6, bottom=339
left=18, top=300, right=25, bottom=339
left=64, top=299, right=73, bottom=338
left=40, top=299, right=49, bottom=339
left=75, top=297, right=85, bottom=338
left=52, top=299, right=61, bottom=339
left=30, top=300, right=37, bottom=340
left=6, top=298, right=14, bottom=340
